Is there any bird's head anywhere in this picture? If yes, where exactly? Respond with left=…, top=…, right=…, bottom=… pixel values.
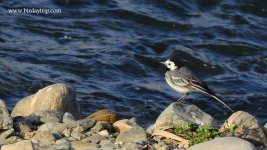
left=160, top=58, right=182, bottom=71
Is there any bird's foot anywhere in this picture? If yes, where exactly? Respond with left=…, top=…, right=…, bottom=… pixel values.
left=176, top=94, right=187, bottom=103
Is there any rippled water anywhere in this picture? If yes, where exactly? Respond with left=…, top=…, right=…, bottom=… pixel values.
left=0, top=0, right=267, bottom=127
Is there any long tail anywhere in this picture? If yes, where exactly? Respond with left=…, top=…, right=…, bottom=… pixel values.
left=192, top=84, right=235, bottom=112
left=210, top=94, right=235, bottom=112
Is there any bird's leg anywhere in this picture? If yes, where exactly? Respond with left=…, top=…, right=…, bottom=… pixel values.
left=177, top=94, right=188, bottom=102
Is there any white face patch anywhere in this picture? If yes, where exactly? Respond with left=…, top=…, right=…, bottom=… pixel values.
left=164, top=59, right=177, bottom=70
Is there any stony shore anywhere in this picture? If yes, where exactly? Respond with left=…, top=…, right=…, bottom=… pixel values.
left=0, top=83, right=266, bottom=150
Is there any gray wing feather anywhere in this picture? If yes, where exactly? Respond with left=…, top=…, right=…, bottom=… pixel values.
left=171, top=67, right=204, bottom=87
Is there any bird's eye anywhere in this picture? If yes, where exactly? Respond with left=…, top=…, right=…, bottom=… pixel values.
left=168, top=63, right=171, bottom=66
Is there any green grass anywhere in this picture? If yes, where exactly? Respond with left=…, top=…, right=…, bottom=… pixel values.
left=174, top=122, right=221, bottom=146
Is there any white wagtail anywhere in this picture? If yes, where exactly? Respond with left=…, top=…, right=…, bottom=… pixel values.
left=160, top=58, right=234, bottom=112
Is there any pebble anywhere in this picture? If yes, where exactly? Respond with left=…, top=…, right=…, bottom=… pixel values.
left=71, top=132, right=86, bottom=141
left=76, top=119, right=96, bottom=131
left=63, top=112, right=77, bottom=128
left=38, top=122, right=66, bottom=133
left=99, top=130, right=109, bottom=137
left=0, top=129, right=14, bottom=140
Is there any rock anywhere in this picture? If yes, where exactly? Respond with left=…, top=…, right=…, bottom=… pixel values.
left=113, top=119, right=139, bottom=133
left=32, top=137, right=71, bottom=150
left=153, top=142, right=170, bottom=150
left=264, top=123, right=267, bottom=135
left=0, top=129, right=14, bottom=140
left=13, top=121, right=32, bottom=136
left=28, top=110, right=64, bottom=124
left=91, top=121, right=113, bottom=132
left=0, top=136, right=20, bottom=145
left=82, top=133, right=105, bottom=143
left=1, top=140, right=34, bottom=150
left=0, top=99, right=13, bottom=130
left=219, top=111, right=267, bottom=147
left=71, top=141, right=99, bottom=150
left=71, top=132, right=86, bottom=141
left=99, top=139, right=112, bottom=146
left=5, top=136, right=20, bottom=144
left=24, top=131, right=35, bottom=139
left=32, top=131, right=56, bottom=144
left=116, top=127, right=147, bottom=144
left=146, top=124, right=155, bottom=134
left=85, top=109, right=117, bottom=123
left=120, top=142, right=143, bottom=150
left=99, top=130, right=109, bottom=137
left=52, top=131, right=63, bottom=140
left=76, top=119, right=96, bottom=131
left=187, top=137, right=256, bottom=150
left=63, top=112, right=77, bottom=128
left=155, top=102, right=217, bottom=130
left=11, top=83, right=81, bottom=119
left=54, top=138, right=71, bottom=150
left=72, top=126, right=84, bottom=133
left=62, top=129, right=71, bottom=138
left=101, top=142, right=115, bottom=150
left=38, top=122, right=66, bottom=133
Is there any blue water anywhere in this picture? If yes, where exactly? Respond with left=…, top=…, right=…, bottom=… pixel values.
left=0, top=0, right=267, bottom=127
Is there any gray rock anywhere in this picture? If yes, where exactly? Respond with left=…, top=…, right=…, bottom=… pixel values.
left=0, top=99, right=13, bottom=130
left=28, top=110, right=64, bottom=124
left=63, top=112, right=77, bottom=128
left=0, top=135, right=20, bottom=145
left=38, top=122, right=66, bottom=133
left=32, top=138, right=71, bottom=150
left=155, top=102, right=217, bottom=129
left=82, top=133, right=105, bottom=143
left=153, top=141, right=170, bottom=150
left=146, top=124, right=155, bottom=134
left=91, top=121, right=113, bottom=132
left=220, top=111, right=267, bottom=147
left=1, top=140, right=34, bottom=150
left=187, top=137, right=256, bottom=150
left=0, top=129, right=14, bottom=140
left=120, top=142, right=143, bottom=150
left=101, top=142, right=115, bottom=150
left=72, top=126, right=84, bottom=133
left=54, top=138, right=71, bottom=150
left=99, top=139, right=112, bottom=146
left=11, top=83, right=81, bottom=119
left=62, top=129, right=71, bottom=137
left=71, top=132, right=86, bottom=141
left=264, top=122, right=267, bottom=135
left=116, top=127, right=147, bottom=144
left=13, top=120, right=32, bottom=136
left=32, top=131, right=56, bottom=144
left=71, top=141, right=99, bottom=150
left=76, top=119, right=96, bottom=131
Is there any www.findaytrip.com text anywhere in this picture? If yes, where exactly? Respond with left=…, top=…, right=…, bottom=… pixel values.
left=7, top=8, right=61, bottom=14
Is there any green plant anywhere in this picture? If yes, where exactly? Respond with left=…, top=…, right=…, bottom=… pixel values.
left=174, top=122, right=220, bottom=146
left=230, top=123, right=238, bottom=135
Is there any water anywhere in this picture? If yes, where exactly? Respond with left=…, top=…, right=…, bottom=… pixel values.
left=0, top=0, right=267, bottom=127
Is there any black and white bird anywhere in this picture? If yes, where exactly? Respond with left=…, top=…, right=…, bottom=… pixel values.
left=160, top=58, right=234, bottom=112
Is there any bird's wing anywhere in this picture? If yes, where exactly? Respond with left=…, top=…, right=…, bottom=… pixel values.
left=171, top=75, right=190, bottom=87
left=171, top=67, right=210, bottom=91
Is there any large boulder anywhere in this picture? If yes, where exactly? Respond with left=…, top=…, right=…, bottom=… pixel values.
left=187, top=137, right=256, bottom=150
left=154, top=102, right=217, bottom=130
left=219, top=111, right=267, bottom=147
left=11, top=83, right=81, bottom=119
left=0, top=99, right=13, bottom=130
